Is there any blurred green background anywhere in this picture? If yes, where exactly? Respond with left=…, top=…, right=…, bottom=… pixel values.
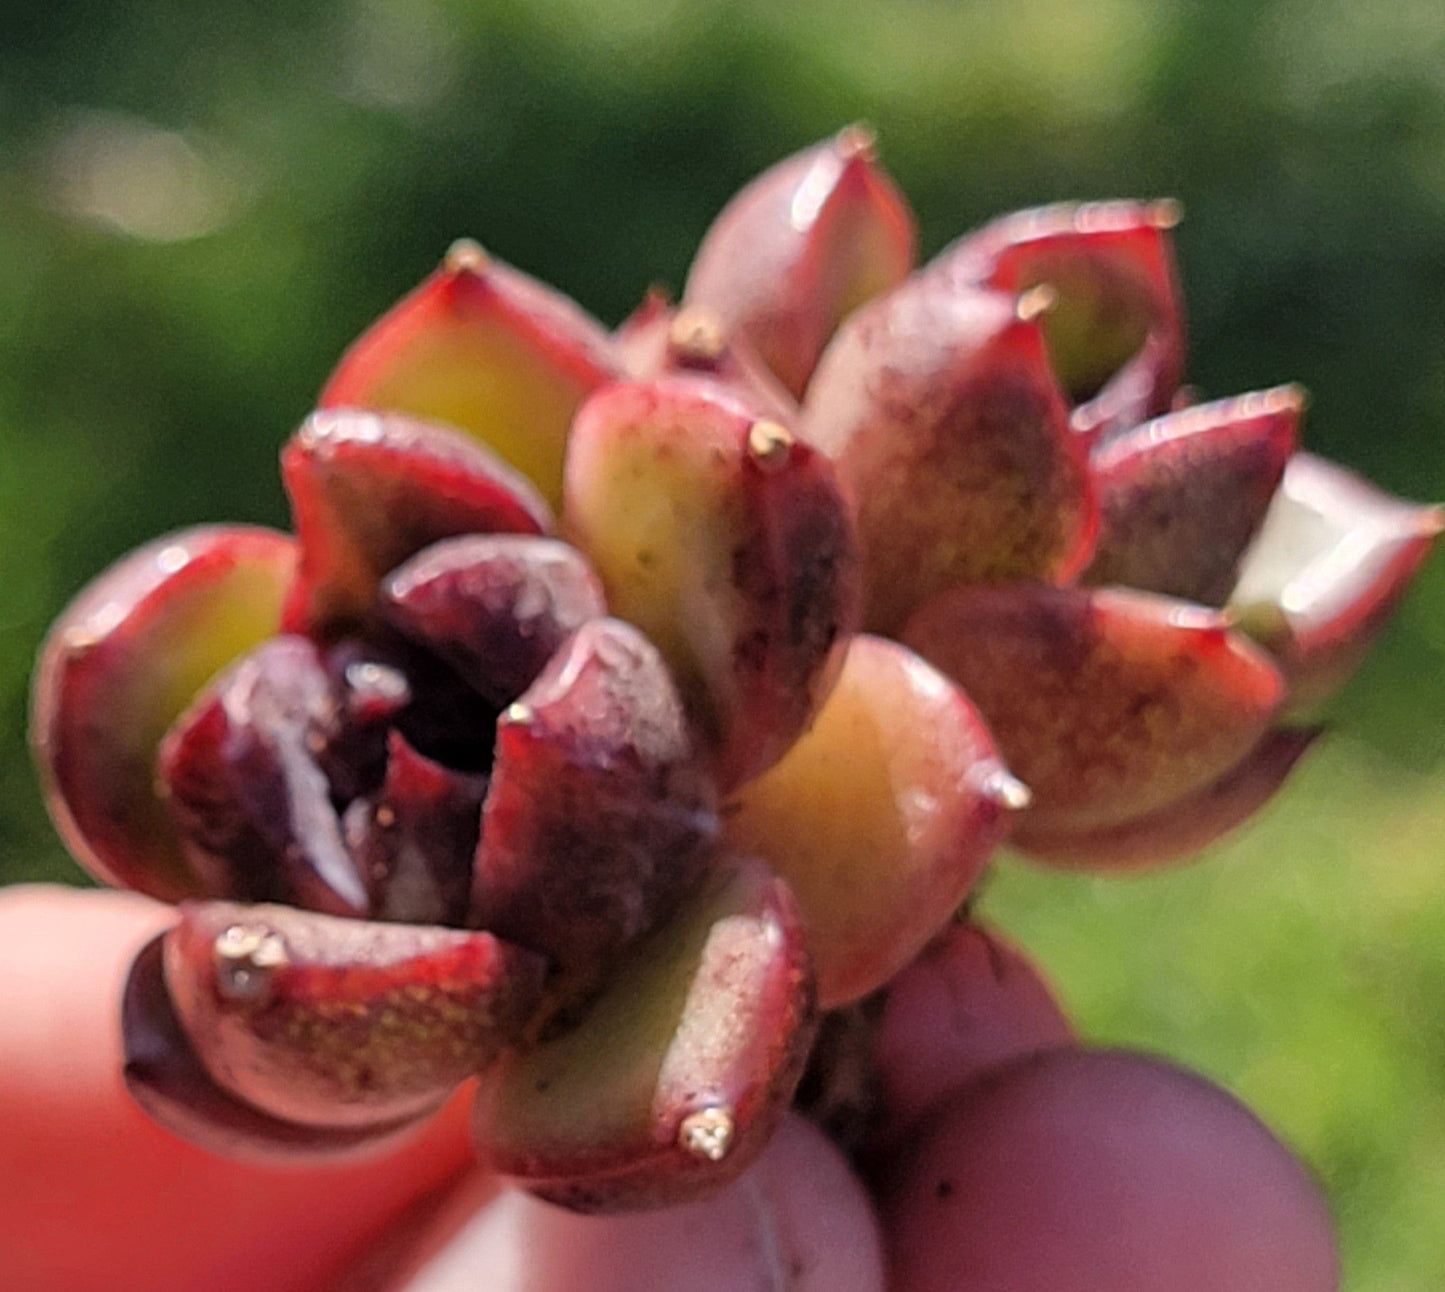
left=2, top=0, right=1443, bottom=1284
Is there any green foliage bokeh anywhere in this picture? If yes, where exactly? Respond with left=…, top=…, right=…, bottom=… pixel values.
left=2, top=1, right=1443, bottom=1285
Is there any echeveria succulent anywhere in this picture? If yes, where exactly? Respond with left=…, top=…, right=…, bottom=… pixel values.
left=30, top=126, right=1433, bottom=1280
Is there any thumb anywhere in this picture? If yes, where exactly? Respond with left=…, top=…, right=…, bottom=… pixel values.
left=0, top=884, right=474, bottom=1292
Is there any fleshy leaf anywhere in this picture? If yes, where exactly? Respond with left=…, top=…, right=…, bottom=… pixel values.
left=472, top=618, right=719, bottom=977
left=931, top=200, right=1186, bottom=441
left=122, top=933, right=431, bottom=1163
left=315, top=644, right=412, bottom=802
left=159, top=636, right=371, bottom=917
left=474, top=857, right=816, bottom=1213
left=565, top=377, right=858, bottom=789
left=1016, top=726, right=1322, bottom=870
left=281, top=409, right=551, bottom=636
left=614, top=301, right=799, bottom=424
left=348, top=732, right=489, bottom=927
left=1085, top=386, right=1301, bottom=604
left=903, top=585, right=1285, bottom=839
left=379, top=534, right=606, bottom=708
left=683, top=125, right=916, bottom=398
left=722, top=635, right=1022, bottom=1008
left=613, top=284, right=673, bottom=352
left=319, top=240, right=619, bottom=508
left=163, top=901, right=546, bottom=1130
left=321, top=635, right=499, bottom=776
left=1229, top=452, right=1442, bottom=710
left=803, top=276, right=1096, bottom=633
left=31, top=526, right=296, bottom=901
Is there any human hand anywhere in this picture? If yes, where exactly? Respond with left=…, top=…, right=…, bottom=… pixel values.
left=0, top=884, right=888, bottom=1292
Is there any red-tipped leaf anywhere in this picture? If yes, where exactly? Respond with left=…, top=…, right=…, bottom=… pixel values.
left=163, top=901, right=546, bottom=1131
left=1086, top=386, right=1302, bottom=604
left=565, top=377, right=859, bottom=789
left=1229, top=452, right=1442, bottom=709
left=281, top=409, right=551, bottom=636
left=474, top=857, right=816, bottom=1213
left=1017, top=726, right=1322, bottom=870
left=684, top=126, right=916, bottom=398
left=804, top=276, right=1096, bottom=633
left=320, top=241, right=619, bottom=508
left=903, top=585, right=1286, bottom=841
left=471, top=618, right=718, bottom=976
left=31, top=526, right=296, bottom=901
left=931, top=199, right=1186, bottom=442
left=722, top=635, right=1023, bottom=1008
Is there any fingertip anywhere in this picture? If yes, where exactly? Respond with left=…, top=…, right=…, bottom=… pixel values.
left=373, top=1113, right=886, bottom=1292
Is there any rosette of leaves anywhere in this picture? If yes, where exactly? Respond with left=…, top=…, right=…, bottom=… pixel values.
left=31, top=127, right=1435, bottom=1234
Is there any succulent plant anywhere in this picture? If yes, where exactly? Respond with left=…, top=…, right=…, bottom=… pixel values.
left=30, top=125, right=1435, bottom=1281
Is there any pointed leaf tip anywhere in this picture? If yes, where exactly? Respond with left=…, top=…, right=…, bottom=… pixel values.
left=1229, top=452, right=1441, bottom=709
left=931, top=199, right=1186, bottom=441
left=903, top=585, right=1286, bottom=839
left=320, top=249, right=619, bottom=508
left=443, top=238, right=490, bottom=275
left=1086, top=388, right=1302, bottom=605
left=835, top=121, right=878, bottom=162
left=804, top=276, right=1097, bottom=633
left=565, top=378, right=858, bottom=790
left=684, top=130, right=917, bottom=397
left=723, top=635, right=1017, bottom=1007
left=282, top=409, right=551, bottom=636
left=474, top=857, right=816, bottom=1213
left=614, top=301, right=799, bottom=422
left=163, top=902, right=547, bottom=1131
